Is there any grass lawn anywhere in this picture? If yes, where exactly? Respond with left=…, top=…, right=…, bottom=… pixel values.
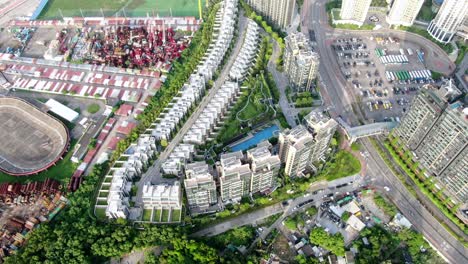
left=104, top=177, right=113, bottom=183
left=417, top=0, right=435, bottom=21
left=142, top=209, right=152, bottom=221
left=98, top=191, right=108, bottom=198
left=0, top=139, right=78, bottom=184
left=39, top=0, right=128, bottom=18
left=161, top=209, right=170, bottom=222
left=126, top=0, right=207, bottom=18
left=96, top=200, right=108, bottom=206
left=87, top=103, right=100, bottom=114
left=153, top=209, right=162, bottom=222
left=323, top=150, right=361, bottom=181
left=171, top=209, right=181, bottom=222
left=455, top=41, right=467, bottom=65
left=95, top=207, right=106, bottom=219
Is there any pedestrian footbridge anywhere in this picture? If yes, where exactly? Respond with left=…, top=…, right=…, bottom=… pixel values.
left=336, top=117, right=398, bottom=143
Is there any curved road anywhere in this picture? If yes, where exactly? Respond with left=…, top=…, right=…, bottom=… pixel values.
left=301, top=0, right=466, bottom=263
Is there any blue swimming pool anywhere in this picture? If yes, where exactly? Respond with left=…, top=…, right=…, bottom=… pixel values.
left=230, top=125, right=280, bottom=151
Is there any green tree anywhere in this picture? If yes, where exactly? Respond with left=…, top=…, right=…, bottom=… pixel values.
left=310, top=228, right=345, bottom=256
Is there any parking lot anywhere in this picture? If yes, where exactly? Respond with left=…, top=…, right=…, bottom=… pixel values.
left=332, top=35, right=439, bottom=122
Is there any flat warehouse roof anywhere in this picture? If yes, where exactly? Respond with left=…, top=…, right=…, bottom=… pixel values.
left=45, top=99, right=79, bottom=122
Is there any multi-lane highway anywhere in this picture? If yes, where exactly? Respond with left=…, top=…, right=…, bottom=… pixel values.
left=300, top=0, right=466, bottom=262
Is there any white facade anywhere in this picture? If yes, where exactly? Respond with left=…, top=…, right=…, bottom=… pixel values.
left=218, top=151, right=251, bottom=203
left=278, top=125, right=315, bottom=177
left=99, top=136, right=156, bottom=219
left=427, top=0, right=468, bottom=43
left=151, top=0, right=238, bottom=141
left=339, top=0, right=372, bottom=26
left=229, top=20, right=260, bottom=81
left=142, top=182, right=182, bottom=210
left=246, top=141, right=281, bottom=194
left=304, top=110, right=338, bottom=166
left=247, top=0, right=295, bottom=29
left=386, top=0, right=425, bottom=27
left=184, top=161, right=218, bottom=211
left=45, top=98, right=79, bottom=122
left=284, top=33, right=320, bottom=92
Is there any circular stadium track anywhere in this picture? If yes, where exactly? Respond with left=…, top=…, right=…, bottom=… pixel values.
left=0, top=97, right=70, bottom=176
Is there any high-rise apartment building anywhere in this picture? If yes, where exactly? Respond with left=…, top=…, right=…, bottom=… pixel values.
left=246, top=141, right=281, bottom=194
left=339, top=0, right=372, bottom=26
left=439, top=147, right=467, bottom=203
left=386, top=0, right=425, bottom=26
left=393, top=82, right=461, bottom=150
left=279, top=110, right=338, bottom=177
left=427, top=0, right=468, bottom=43
left=284, top=33, right=320, bottom=92
left=184, top=161, right=217, bottom=212
left=304, top=110, right=338, bottom=165
left=415, top=102, right=467, bottom=176
left=394, top=81, right=467, bottom=204
left=246, top=0, right=295, bottom=29
left=279, top=125, right=315, bottom=177
left=218, top=151, right=251, bottom=203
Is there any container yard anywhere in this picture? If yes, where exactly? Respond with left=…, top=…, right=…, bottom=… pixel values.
left=0, top=189, right=68, bottom=261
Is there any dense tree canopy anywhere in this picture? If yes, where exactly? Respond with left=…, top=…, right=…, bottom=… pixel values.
left=310, top=227, right=345, bottom=256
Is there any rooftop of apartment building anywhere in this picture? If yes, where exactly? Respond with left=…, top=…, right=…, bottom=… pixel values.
left=142, top=182, right=180, bottom=199
left=304, top=110, right=337, bottom=131
left=281, top=125, right=314, bottom=147
left=185, top=161, right=211, bottom=178
left=220, top=151, right=244, bottom=169
left=417, top=82, right=462, bottom=110
left=286, top=32, right=318, bottom=58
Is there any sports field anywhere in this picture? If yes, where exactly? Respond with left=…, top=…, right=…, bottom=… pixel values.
left=39, top=0, right=207, bottom=19
left=0, top=98, right=69, bottom=176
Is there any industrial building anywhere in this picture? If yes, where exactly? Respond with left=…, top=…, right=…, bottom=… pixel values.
left=184, top=161, right=218, bottom=212
left=427, top=0, right=468, bottom=43
left=394, top=81, right=467, bottom=204
left=246, top=141, right=281, bottom=194
left=339, top=0, right=372, bottom=26
left=284, top=32, right=320, bottom=92
left=386, top=0, right=425, bottom=27
left=246, top=0, right=296, bottom=29
left=218, top=151, right=251, bottom=203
